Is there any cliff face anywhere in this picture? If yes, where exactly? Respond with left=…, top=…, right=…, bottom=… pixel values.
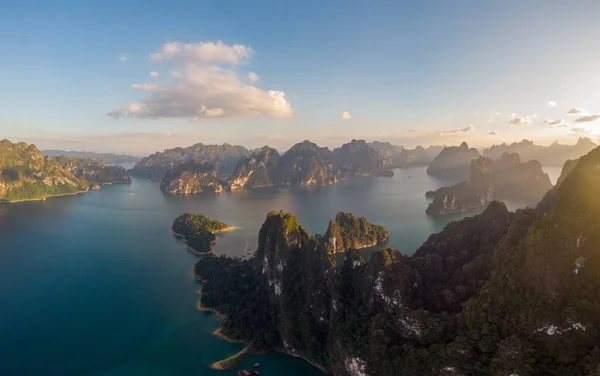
left=483, top=137, right=597, bottom=166
left=227, top=146, right=281, bottom=189
left=56, top=157, right=131, bottom=185
left=227, top=140, right=391, bottom=189
left=0, top=139, right=88, bottom=201
left=195, top=144, right=600, bottom=375
left=131, top=143, right=249, bottom=179
left=426, top=153, right=553, bottom=215
left=160, top=160, right=224, bottom=194
left=426, top=142, right=481, bottom=180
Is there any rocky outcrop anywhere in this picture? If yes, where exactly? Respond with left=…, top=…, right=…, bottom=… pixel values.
left=57, top=156, right=131, bottom=185
left=426, top=153, right=553, bottom=215
left=160, top=160, right=224, bottom=194
left=43, top=150, right=140, bottom=164
left=227, top=146, right=281, bottom=189
left=324, top=212, right=388, bottom=253
left=483, top=137, right=597, bottom=166
left=0, top=139, right=88, bottom=202
left=227, top=140, right=391, bottom=189
left=426, top=142, right=481, bottom=180
left=131, top=143, right=249, bottom=179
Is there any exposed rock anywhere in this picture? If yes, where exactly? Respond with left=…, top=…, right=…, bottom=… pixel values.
left=131, top=143, right=249, bottom=179
left=426, top=142, right=481, bottom=180
left=57, top=156, right=131, bottom=186
left=324, top=212, right=388, bottom=253
left=227, top=146, right=281, bottom=189
left=160, top=160, right=224, bottom=194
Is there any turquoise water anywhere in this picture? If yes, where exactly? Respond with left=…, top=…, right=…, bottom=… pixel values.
left=0, top=166, right=555, bottom=375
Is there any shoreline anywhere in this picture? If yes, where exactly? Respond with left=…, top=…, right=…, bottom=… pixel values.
left=0, top=189, right=88, bottom=204
left=172, top=226, right=236, bottom=254
left=194, top=275, right=327, bottom=374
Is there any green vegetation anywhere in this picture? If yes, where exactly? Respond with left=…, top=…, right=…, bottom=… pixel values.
left=172, top=214, right=231, bottom=253
left=56, top=156, right=131, bottom=186
left=160, top=160, right=224, bottom=194
left=324, top=212, right=388, bottom=252
left=192, top=144, right=600, bottom=375
left=43, top=150, right=140, bottom=164
left=0, top=139, right=88, bottom=202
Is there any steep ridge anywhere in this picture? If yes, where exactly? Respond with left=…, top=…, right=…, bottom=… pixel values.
left=426, top=142, right=481, bottom=180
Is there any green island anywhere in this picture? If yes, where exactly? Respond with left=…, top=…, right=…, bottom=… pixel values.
left=190, top=144, right=600, bottom=375
left=324, top=212, right=389, bottom=253
left=172, top=214, right=233, bottom=254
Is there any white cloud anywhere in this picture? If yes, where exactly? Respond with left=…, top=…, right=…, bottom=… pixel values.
left=489, top=131, right=499, bottom=136
left=248, top=72, right=260, bottom=83
left=568, top=108, right=587, bottom=114
left=436, top=124, right=474, bottom=136
left=150, top=71, right=160, bottom=78
left=509, top=117, right=530, bottom=125
left=119, top=56, right=127, bottom=63
left=108, top=41, right=293, bottom=121
left=547, top=101, right=557, bottom=107
left=544, top=118, right=568, bottom=127
left=488, top=112, right=502, bottom=123
left=149, top=41, right=253, bottom=65
left=341, top=111, right=352, bottom=120
left=509, top=113, right=537, bottom=125
left=571, top=127, right=589, bottom=133
left=575, top=114, right=600, bottom=123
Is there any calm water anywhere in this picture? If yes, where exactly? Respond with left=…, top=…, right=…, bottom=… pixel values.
left=0, top=166, right=557, bottom=376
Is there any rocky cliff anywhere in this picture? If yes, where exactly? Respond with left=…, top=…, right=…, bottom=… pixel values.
left=131, top=143, right=249, bottom=179
left=194, top=143, right=600, bottom=374
left=227, top=140, right=391, bottom=189
left=426, top=152, right=552, bottom=215
left=0, top=139, right=88, bottom=202
left=160, top=160, right=224, bottom=194
left=426, top=142, right=481, bottom=180
left=227, top=146, right=281, bottom=189
left=56, top=156, right=131, bottom=186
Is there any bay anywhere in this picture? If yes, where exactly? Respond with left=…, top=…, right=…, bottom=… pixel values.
left=0, top=166, right=555, bottom=375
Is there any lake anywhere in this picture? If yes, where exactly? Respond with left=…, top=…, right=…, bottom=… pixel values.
left=0, top=166, right=560, bottom=376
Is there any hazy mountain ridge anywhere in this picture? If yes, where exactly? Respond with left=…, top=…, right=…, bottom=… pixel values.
left=426, top=142, right=481, bottom=180
left=483, top=137, right=597, bottom=166
left=426, top=152, right=553, bottom=215
left=368, top=141, right=444, bottom=168
left=43, top=150, right=141, bottom=165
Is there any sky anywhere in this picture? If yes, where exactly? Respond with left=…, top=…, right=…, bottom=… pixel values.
left=1, top=0, right=600, bottom=155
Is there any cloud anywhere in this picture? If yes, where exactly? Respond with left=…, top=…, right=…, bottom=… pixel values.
left=150, top=71, right=160, bottom=78
left=575, top=114, right=600, bottom=123
left=568, top=108, right=587, bottom=114
left=341, top=111, right=352, bottom=120
left=436, top=124, right=474, bottom=136
left=248, top=72, right=260, bottom=83
left=489, top=131, right=499, bottom=136
left=547, top=101, right=557, bottom=107
left=488, top=112, right=502, bottom=123
left=509, top=117, right=530, bottom=125
left=149, top=41, right=253, bottom=65
left=571, top=127, right=588, bottom=133
left=119, top=56, right=127, bottom=63
left=509, top=113, right=537, bottom=125
left=544, top=118, right=567, bottom=127
left=108, top=41, right=293, bottom=121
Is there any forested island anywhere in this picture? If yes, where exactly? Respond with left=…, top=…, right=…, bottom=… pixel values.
left=368, top=142, right=444, bottom=168
left=324, top=212, right=388, bottom=253
left=193, top=144, right=600, bottom=375
left=172, top=214, right=233, bottom=254
left=426, top=152, right=553, bottom=215
left=0, top=139, right=131, bottom=202
left=160, top=160, right=224, bottom=194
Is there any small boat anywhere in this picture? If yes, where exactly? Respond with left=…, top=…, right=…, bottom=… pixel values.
left=253, top=363, right=261, bottom=368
